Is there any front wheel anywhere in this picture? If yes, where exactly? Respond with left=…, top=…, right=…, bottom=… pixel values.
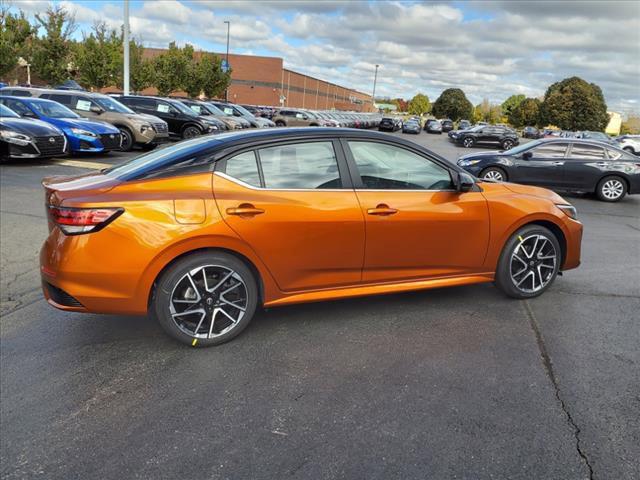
left=462, top=137, right=475, bottom=148
left=596, top=175, right=627, bottom=202
left=182, top=126, right=201, bottom=139
left=480, top=166, right=507, bottom=182
left=501, top=139, right=515, bottom=150
left=495, top=225, right=561, bottom=299
left=119, top=127, right=134, bottom=151
left=153, top=251, right=258, bottom=347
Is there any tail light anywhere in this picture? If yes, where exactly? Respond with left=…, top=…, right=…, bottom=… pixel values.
left=47, top=206, right=123, bottom=235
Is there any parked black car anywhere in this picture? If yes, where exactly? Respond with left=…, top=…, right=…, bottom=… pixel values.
left=1, top=103, right=67, bottom=161
left=453, top=125, right=519, bottom=150
left=378, top=117, right=401, bottom=132
left=116, top=96, right=220, bottom=139
left=424, top=119, right=442, bottom=134
left=457, top=138, right=640, bottom=202
left=440, top=119, right=454, bottom=132
left=522, top=126, right=542, bottom=139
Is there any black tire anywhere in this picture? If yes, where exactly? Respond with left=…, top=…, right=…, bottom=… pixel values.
left=480, top=166, right=508, bottom=182
left=140, top=143, right=157, bottom=152
left=182, top=125, right=201, bottom=139
left=154, top=251, right=258, bottom=347
left=596, top=175, right=627, bottom=202
left=462, top=136, right=475, bottom=148
left=275, top=120, right=286, bottom=127
left=118, top=127, right=134, bottom=151
left=501, top=139, right=515, bottom=150
left=622, top=146, right=635, bottom=154
left=495, top=225, right=561, bottom=299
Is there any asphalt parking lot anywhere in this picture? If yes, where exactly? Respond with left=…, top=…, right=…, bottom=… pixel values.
left=1, top=131, right=639, bottom=479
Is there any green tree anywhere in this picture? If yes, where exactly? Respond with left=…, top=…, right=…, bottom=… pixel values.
left=197, top=52, right=231, bottom=99
left=620, top=115, right=640, bottom=135
left=407, top=93, right=430, bottom=115
left=501, top=94, right=525, bottom=118
left=431, top=88, right=473, bottom=121
left=540, top=76, right=608, bottom=131
left=509, top=97, right=541, bottom=127
left=152, top=42, right=190, bottom=96
left=0, top=8, right=36, bottom=78
left=74, top=22, right=121, bottom=90
left=31, top=5, right=77, bottom=85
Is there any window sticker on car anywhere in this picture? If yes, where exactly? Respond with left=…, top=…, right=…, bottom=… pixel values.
left=76, top=99, right=91, bottom=111
left=190, top=106, right=201, bottom=114
left=224, top=107, right=234, bottom=115
left=157, top=104, right=169, bottom=113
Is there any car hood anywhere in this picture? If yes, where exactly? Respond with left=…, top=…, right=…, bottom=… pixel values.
left=55, top=117, right=120, bottom=133
left=1, top=117, right=63, bottom=136
left=494, top=181, right=567, bottom=204
left=127, top=112, right=165, bottom=124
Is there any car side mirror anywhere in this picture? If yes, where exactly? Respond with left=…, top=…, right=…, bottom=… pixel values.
left=455, top=171, right=475, bottom=193
left=90, top=105, right=103, bottom=114
left=522, top=151, right=532, bottom=160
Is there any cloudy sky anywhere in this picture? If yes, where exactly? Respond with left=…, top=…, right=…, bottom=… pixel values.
left=10, top=0, right=640, bottom=115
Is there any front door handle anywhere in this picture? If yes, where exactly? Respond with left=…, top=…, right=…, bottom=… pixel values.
left=367, top=204, right=398, bottom=216
left=551, top=161, right=564, bottom=166
left=595, top=162, right=608, bottom=167
left=226, top=204, right=265, bottom=216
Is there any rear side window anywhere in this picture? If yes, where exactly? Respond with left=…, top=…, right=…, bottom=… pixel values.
left=224, top=151, right=261, bottom=187
left=569, top=144, right=606, bottom=160
left=6, top=89, right=32, bottom=97
left=258, top=142, right=341, bottom=189
left=42, top=94, right=74, bottom=106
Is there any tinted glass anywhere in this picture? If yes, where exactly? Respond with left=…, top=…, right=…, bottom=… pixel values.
left=569, top=144, right=606, bottom=160
left=43, top=93, right=73, bottom=105
left=92, top=95, right=134, bottom=113
left=606, top=148, right=635, bottom=161
left=531, top=143, right=568, bottom=158
left=205, top=103, right=225, bottom=115
left=0, top=103, right=19, bottom=117
left=224, top=151, right=261, bottom=187
left=0, top=99, right=32, bottom=116
left=169, top=100, right=198, bottom=116
left=348, top=141, right=452, bottom=190
left=258, top=142, right=340, bottom=189
left=30, top=100, right=79, bottom=118
left=7, top=89, right=32, bottom=97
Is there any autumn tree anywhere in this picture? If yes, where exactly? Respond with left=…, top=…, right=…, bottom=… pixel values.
left=407, top=93, right=430, bottom=115
left=31, top=5, right=77, bottom=85
left=509, top=97, right=541, bottom=127
left=501, top=94, right=525, bottom=118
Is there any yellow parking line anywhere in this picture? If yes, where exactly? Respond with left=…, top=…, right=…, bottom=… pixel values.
left=54, top=159, right=113, bottom=170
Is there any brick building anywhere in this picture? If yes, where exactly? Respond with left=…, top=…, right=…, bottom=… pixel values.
left=138, top=48, right=374, bottom=112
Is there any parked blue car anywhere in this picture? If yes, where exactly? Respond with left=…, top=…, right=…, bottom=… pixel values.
left=0, top=96, right=122, bottom=154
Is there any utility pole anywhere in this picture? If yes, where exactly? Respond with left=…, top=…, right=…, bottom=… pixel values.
left=123, top=0, right=130, bottom=95
left=371, top=64, right=379, bottom=112
left=224, top=20, right=230, bottom=101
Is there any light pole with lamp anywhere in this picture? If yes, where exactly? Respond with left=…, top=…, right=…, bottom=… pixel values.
left=224, top=20, right=230, bottom=101
left=371, top=64, right=379, bottom=112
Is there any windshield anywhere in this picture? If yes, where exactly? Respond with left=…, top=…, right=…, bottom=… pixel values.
left=506, top=140, right=543, bottom=155
left=93, top=95, right=135, bottom=114
left=168, top=100, right=198, bottom=116
left=0, top=104, right=19, bottom=118
left=30, top=100, right=80, bottom=118
left=205, top=103, right=225, bottom=115
left=232, top=104, right=255, bottom=118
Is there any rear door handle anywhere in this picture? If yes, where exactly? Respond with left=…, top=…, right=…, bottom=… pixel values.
left=367, top=204, right=398, bottom=216
left=595, top=162, right=608, bottom=167
left=226, top=204, right=265, bottom=216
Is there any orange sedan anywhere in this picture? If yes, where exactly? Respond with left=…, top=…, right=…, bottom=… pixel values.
left=40, top=129, right=582, bottom=346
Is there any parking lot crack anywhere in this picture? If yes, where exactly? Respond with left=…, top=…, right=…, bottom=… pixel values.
left=523, top=300, right=595, bottom=480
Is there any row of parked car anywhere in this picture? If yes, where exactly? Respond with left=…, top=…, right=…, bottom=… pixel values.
left=0, top=85, right=383, bottom=161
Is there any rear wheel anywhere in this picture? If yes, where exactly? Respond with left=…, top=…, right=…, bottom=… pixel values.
left=622, top=146, right=635, bottom=154
left=275, top=120, right=286, bottom=127
left=596, top=175, right=627, bottom=202
left=480, top=166, right=508, bottom=182
left=153, top=251, right=258, bottom=347
left=501, top=139, right=515, bottom=150
left=462, top=137, right=475, bottom=148
left=118, top=127, right=134, bottom=151
left=495, top=225, right=561, bottom=299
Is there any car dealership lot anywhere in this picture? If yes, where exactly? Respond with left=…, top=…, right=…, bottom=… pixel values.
left=1, top=133, right=639, bottom=479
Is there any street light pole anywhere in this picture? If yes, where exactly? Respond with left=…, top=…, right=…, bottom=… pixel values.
left=224, top=20, right=230, bottom=102
left=123, top=0, right=130, bottom=95
left=371, top=64, right=379, bottom=112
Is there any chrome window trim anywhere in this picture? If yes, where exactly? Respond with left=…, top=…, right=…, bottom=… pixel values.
left=215, top=171, right=458, bottom=193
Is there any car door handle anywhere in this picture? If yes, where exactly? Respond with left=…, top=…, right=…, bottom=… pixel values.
left=226, top=204, right=265, bottom=216
left=595, top=162, right=608, bottom=167
left=367, top=204, right=398, bottom=216
left=551, top=161, right=564, bottom=166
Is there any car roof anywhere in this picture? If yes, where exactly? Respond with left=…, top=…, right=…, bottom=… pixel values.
left=0, top=95, right=54, bottom=104
left=530, top=137, right=624, bottom=150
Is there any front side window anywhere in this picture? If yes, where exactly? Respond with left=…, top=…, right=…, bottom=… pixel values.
left=530, top=143, right=568, bottom=158
left=224, top=151, right=261, bottom=187
left=0, top=99, right=32, bottom=116
left=258, top=142, right=341, bottom=189
left=348, top=141, right=452, bottom=190
left=92, top=95, right=134, bottom=113
left=43, top=94, right=73, bottom=106
left=569, top=144, right=606, bottom=160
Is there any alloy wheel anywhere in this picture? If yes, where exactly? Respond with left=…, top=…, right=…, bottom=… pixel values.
left=463, top=138, right=474, bottom=147
left=183, top=127, right=201, bottom=139
left=169, top=265, right=248, bottom=339
left=510, top=234, right=557, bottom=294
left=483, top=169, right=504, bottom=182
left=503, top=140, right=514, bottom=150
left=601, top=179, right=624, bottom=200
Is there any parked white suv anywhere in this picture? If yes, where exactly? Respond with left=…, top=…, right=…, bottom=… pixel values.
left=615, top=135, right=640, bottom=155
